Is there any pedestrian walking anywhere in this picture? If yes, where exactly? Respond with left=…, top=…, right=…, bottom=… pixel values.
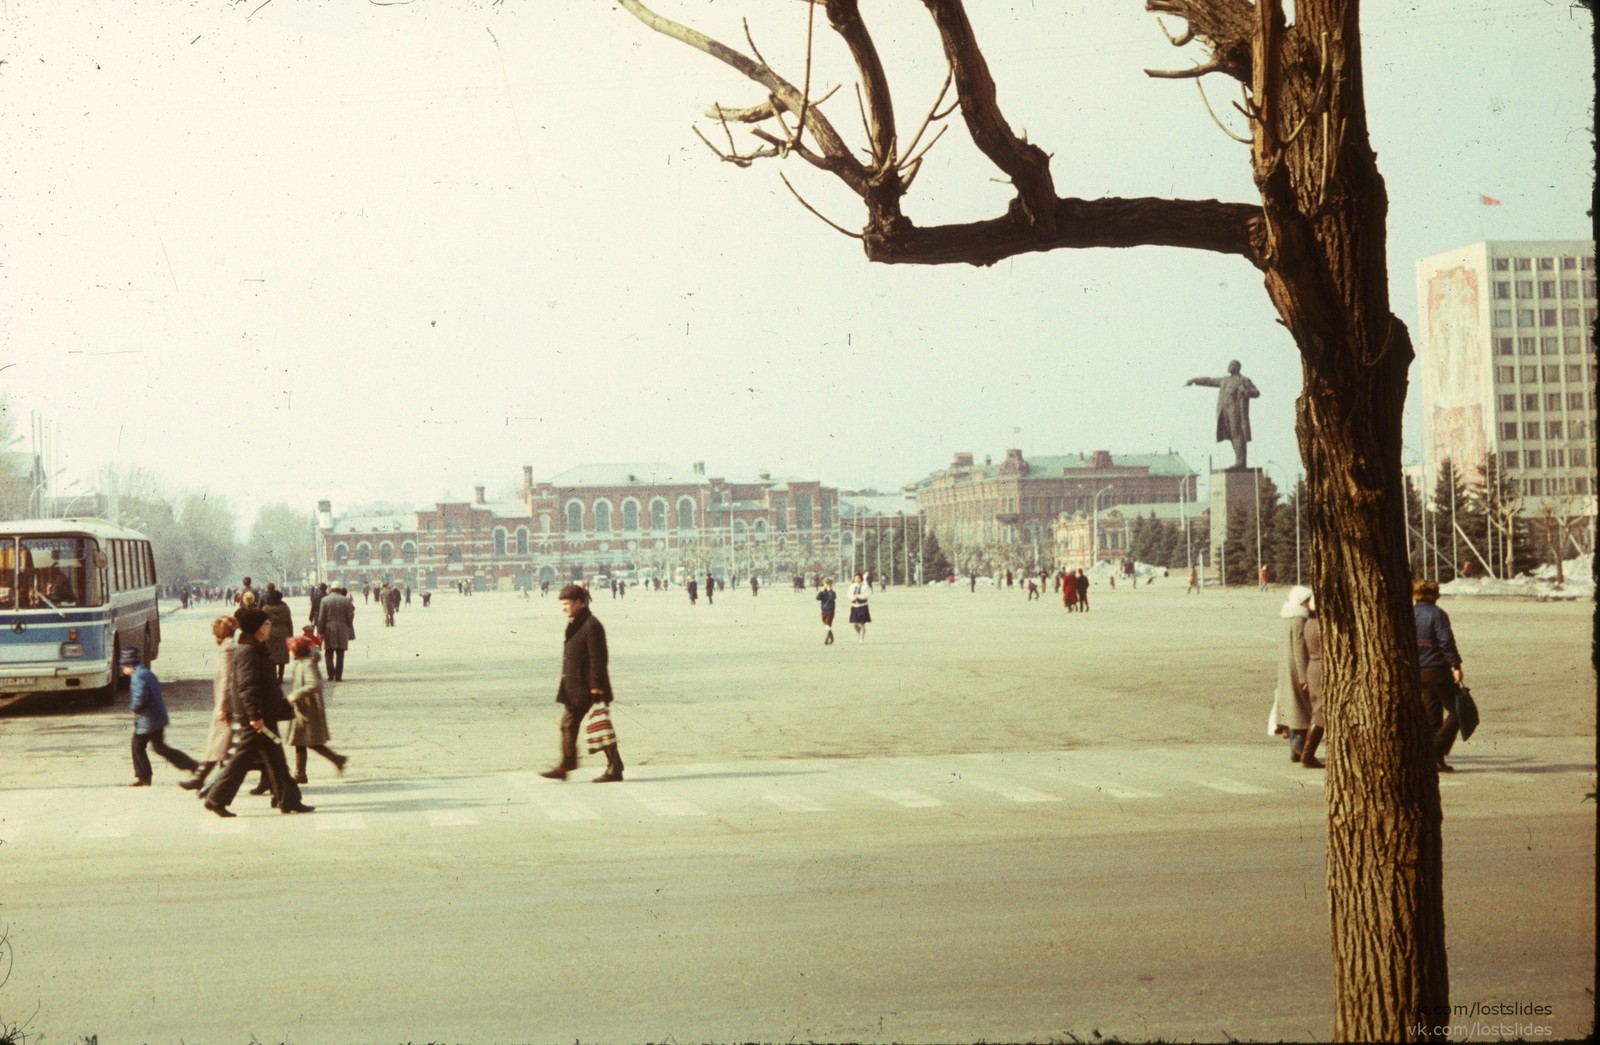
left=540, top=583, right=624, bottom=783
left=705, top=571, right=715, bottom=605
left=816, top=578, right=837, bottom=645
left=183, top=615, right=239, bottom=794
left=1272, top=585, right=1315, bottom=764
left=1075, top=568, right=1090, bottom=611
left=284, top=635, right=347, bottom=783
left=1300, top=598, right=1326, bottom=769
left=316, top=586, right=355, bottom=681
left=125, top=646, right=200, bottom=787
left=750, top=575, right=759, bottom=597
left=1187, top=567, right=1199, bottom=594
left=847, top=572, right=871, bottom=643
left=383, top=582, right=401, bottom=627
left=687, top=578, right=698, bottom=606
left=262, top=587, right=294, bottom=682
left=1413, top=579, right=1465, bottom=772
left=202, top=608, right=314, bottom=817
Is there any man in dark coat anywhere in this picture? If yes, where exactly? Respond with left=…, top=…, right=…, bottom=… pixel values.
left=201, top=608, right=314, bottom=816
left=1413, top=578, right=1465, bottom=772
left=315, top=587, right=356, bottom=681
left=541, top=583, right=623, bottom=783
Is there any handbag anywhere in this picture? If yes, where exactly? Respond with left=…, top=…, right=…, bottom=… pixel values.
left=1455, top=685, right=1481, bottom=742
left=585, top=702, right=617, bottom=753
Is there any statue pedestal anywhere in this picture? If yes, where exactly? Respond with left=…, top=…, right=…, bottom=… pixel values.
left=1209, top=468, right=1262, bottom=583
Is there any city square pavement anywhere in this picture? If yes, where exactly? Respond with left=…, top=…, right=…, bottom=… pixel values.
left=0, top=580, right=1594, bottom=1043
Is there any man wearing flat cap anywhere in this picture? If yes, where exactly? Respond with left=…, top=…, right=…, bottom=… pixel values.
left=541, top=583, right=624, bottom=782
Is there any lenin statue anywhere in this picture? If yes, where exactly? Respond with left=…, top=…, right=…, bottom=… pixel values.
left=1185, top=360, right=1260, bottom=470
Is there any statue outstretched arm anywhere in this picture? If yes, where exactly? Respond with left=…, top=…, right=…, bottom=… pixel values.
left=1186, top=377, right=1222, bottom=387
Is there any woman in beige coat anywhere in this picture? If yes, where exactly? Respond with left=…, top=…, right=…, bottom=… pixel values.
left=183, top=615, right=239, bottom=793
left=284, top=635, right=347, bottom=783
left=1272, top=585, right=1315, bottom=765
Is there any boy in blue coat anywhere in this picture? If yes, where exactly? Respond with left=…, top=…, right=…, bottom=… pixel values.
left=125, top=646, right=199, bottom=787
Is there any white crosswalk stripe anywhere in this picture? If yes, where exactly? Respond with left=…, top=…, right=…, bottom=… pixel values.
left=628, top=791, right=707, bottom=817
left=762, top=792, right=829, bottom=812
left=314, top=813, right=366, bottom=831
left=872, top=788, right=945, bottom=808
left=2, top=747, right=1432, bottom=845
left=425, top=810, right=479, bottom=827
left=962, top=780, right=1063, bottom=803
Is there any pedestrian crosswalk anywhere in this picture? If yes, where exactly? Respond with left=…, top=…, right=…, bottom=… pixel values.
left=0, top=746, right=1353, bottom=848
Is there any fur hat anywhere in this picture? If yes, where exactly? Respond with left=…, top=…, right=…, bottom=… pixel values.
left=557, top=582, right=590, bottom=603
left=118, top=645, right=141, bottom=667
left=235, top=607, right=268, bottom=634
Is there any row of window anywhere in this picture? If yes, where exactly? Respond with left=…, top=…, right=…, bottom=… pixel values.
left=1499, top=420, right=1592, bottom=442
left=1491, top=256, right=1594, bottom=272
left=1494, top=365, right=1598, bottom=390
left=110, top=538, right=156, bottom=593
left=1492, top=279, right=1597, bottom=300
left=1518, top=476, right=1592, bottom=496
left=1491, top=307, right=1596, bottom=328
left=1501, top=392, right=1592, bottom=413
left=1502, top=448, right=1590, bottom=470
left=1493, top=336, right=1593, bottom=358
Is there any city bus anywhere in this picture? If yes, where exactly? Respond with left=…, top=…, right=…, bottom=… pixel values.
left=0, top=518, right=161, bottom=706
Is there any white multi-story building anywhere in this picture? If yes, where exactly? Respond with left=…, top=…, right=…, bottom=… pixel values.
left=1414, top=239, right=1597, bottom=533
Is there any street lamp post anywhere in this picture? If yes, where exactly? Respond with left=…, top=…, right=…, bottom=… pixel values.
left=1090, top=484, right=1114, bottom=567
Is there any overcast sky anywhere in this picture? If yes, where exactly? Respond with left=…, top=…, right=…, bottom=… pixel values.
left=2, top=1, right=1592, bottom=529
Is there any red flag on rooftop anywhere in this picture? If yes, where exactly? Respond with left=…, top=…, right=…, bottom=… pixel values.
left=1480, top=194, right=1503, bottom=206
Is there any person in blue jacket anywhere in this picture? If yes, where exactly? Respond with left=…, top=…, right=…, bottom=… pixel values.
left=125, top=646, right=199, bottom=787
left=816, top=578, right=837, bottom=646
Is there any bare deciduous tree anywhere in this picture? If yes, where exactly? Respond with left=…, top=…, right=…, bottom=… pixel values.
left=618, top=0, right=1447, bottom=1038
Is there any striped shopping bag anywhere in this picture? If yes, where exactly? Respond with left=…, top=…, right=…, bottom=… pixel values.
left=585, top=702, right=617, bottom=753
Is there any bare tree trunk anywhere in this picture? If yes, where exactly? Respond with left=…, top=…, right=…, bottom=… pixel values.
left=617, top=0, right=1454, bottom=1036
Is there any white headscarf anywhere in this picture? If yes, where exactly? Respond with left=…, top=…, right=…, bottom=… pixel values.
left=1280, top=584, right=1314, bottom=618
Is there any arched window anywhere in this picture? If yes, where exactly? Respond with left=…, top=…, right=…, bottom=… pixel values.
left=539, top=514, right=551, bottom=534
left=493, top=528, right=507, bottom=556
left=357, top=542, right=372, bottom=565
left=447, top=547, right=463, bottom=566
left=650, top=498, right=667, bottom=530
left=732, top=519, right=747, bottom=541
left=379, top=541, right=394, bottom=564
left=515, top=528, right=529, bottom=555
left=566, top=501, right=584, bottom=533
left=676, top=497, right=695, bottom=531
left=401, top=541, right=417, bottom=562
left=622, top=500, right=640, bottom=532
left=753, top=519, right=768, bottom=538
left=594, top=500, right=613, bottom=533
left=334, top=542, right=349, bottom=563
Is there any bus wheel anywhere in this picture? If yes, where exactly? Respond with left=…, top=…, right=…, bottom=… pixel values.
left=90, top=646, right=118, bottom=707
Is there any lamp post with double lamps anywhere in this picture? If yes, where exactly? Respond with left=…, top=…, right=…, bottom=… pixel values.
left=1090, top=484, right=1114, bottom=568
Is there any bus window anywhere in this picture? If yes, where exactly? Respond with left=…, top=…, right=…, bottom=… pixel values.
left=19, top=536, right=102, bottom=607
left=0, top=539, right=14, bottom=610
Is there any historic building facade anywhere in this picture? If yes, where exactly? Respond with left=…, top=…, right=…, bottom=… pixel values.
left=914, top=448, right=1199, bottom=565
left=317, top=463, right=842, bottom=591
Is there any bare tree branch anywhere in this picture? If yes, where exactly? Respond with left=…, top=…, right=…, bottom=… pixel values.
left=1145, top=59, right=1224, bottom=79
left=778, top=172, right=864, bottom=239
left=922, top=0, right=1057, bottom=231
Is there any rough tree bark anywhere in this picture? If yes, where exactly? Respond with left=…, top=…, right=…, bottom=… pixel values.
left=617, top=0, right=1449, bottom=1039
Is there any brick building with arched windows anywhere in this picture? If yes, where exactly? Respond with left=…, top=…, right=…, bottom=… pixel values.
left=317, top=462, right=843, bottom=592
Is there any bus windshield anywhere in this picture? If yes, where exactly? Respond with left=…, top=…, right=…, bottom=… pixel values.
left=8, top=536, right=105, bottom=609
